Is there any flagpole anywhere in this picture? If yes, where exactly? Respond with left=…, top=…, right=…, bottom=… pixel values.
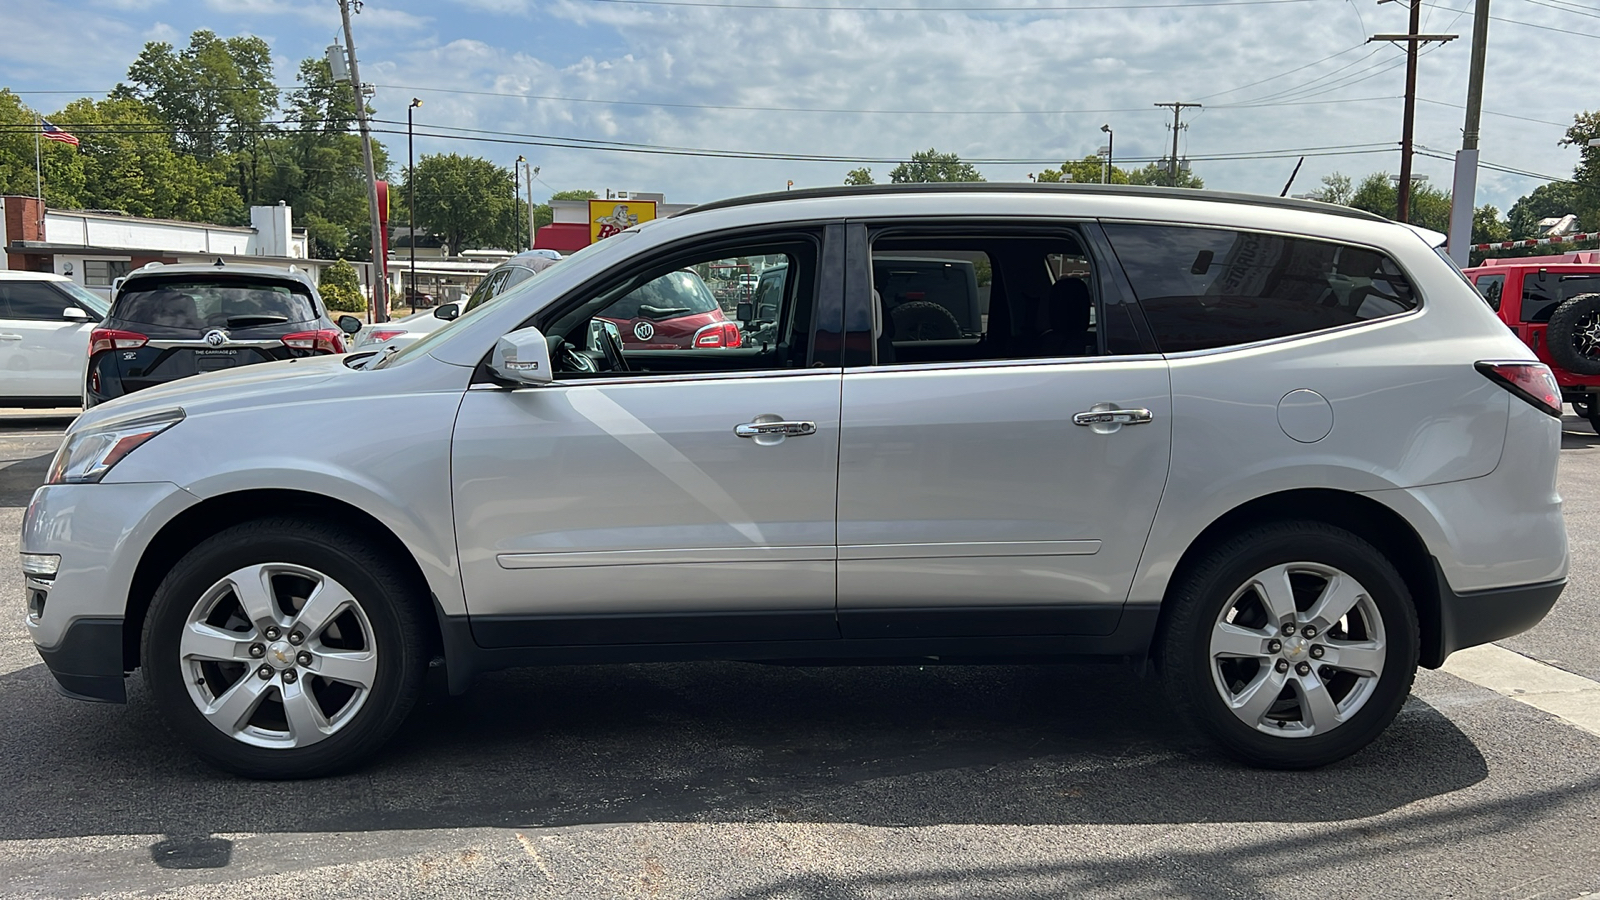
left=34, top=117, right=41, bottom=202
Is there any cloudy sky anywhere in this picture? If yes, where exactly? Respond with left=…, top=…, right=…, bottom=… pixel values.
left=1, top=0, right=1593, bottom=213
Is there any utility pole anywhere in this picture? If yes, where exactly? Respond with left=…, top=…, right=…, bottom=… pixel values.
left=1154, top=102, right=1201, bottom=184
left=338, top=0, right=388, bottom=323
left=1448, top=0, right=1491, bottom=265
left=1372, top=0, right=1456, bottom=223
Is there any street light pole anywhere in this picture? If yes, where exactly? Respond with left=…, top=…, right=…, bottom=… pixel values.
left=514, top=155, right=525, bottom=252
left=1100, top=124, right=1114, bottom=183
left=408, top=98, right=420, bottom=309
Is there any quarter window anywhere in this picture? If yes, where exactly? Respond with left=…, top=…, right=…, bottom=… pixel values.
left=1103, top=224, right=1418, bottom=353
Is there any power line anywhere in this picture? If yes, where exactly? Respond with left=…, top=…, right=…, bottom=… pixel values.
left=572, top=0, right=1315, bottom=8
left=1423, top=1, right=1600, bottom=38
left=1191, top=42, right=1372, bottom=101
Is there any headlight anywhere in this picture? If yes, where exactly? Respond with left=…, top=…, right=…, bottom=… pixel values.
left=46, top=409, right=184, bottom=485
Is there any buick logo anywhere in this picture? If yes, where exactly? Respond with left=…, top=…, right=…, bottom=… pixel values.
left=203, top=329, right=228, bottom=348
left=632, top=321, right=655, bottom=342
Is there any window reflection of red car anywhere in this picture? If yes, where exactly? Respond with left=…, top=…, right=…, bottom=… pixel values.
left=597, top=269, right=741, bottom=349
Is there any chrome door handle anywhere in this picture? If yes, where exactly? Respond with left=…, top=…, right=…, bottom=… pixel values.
left=0, top=334, right=22, bottom=341
left=1072, top=407, right=1153, bottom=427
left=735, top=420, right=817, bottom=438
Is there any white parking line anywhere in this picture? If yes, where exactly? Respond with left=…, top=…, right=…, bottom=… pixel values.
left=1441, top=644, right=1600, bottom=738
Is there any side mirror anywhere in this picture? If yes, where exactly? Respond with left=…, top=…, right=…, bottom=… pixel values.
left=62, top=307, right=89, bottom=321
left=434, top=302, right=460, bottom=321
left=587, top=318, right=622, bottom=348
left=490, top=326, right=553, bottom=386
left=735, top=301, right=753, bottom=324
left=336, top=315, right=362, bottom=335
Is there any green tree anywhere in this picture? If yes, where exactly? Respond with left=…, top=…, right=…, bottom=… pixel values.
left=888, top=148, right=984, bottom=183
left=117, top=30, right=279, bottom=205
left=1345, top=172, right=1451, bottom=232
left=1473, top=205, right=1510, bottom=244
left=411, top=153, right=516, bottom=252
left=263, top=58, right=389, bottom=259
left=319, top=258, right=365, bottom=312
left=1310, top=173, right=1354, bottom=205
left=0, top=90, right=83, bottom=207
left=1507, top=181, right=1582, bottom=238
left=1036, top=155, right=1129, bottom=185
left=51, top=95, right=239, bottom=222
left=844, top=167, right=875, bottom=186
left=1126, top=162, right=1204, bottom=189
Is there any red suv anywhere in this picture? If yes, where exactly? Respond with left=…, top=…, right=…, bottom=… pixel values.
left=597, top=269, right=741, bottom=350
left=1465, top=251, right=1600, bottom=429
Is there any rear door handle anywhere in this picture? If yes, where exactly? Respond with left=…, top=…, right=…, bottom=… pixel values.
left=0, top=334, right=22, bottom=341
left=1072, top=407, right=1153, bottom=427
left=735, top=420, right=817, bottom=438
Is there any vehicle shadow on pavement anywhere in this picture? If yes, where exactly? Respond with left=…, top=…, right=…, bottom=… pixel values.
left=0, top=449, right=57, bottom=508
left=0, top=658, right=1487, bottom=840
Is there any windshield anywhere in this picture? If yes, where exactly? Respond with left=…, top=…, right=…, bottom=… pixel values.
left=113, top=278, right=318, bottom=329
left=56, top=281, right=110, bottom=318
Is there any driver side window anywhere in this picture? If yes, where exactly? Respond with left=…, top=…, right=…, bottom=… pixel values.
left=550, top=236, right=824, bottom=378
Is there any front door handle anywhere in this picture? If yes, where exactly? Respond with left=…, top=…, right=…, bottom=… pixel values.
left=1072, top=407, right=1153, bottom=427
left=735, top=419, right=817, bottom=438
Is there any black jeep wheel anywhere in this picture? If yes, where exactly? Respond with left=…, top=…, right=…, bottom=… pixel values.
left=1545, top=292, right=1600, bottom=376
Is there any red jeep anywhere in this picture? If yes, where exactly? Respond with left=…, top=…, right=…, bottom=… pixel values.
left=1465, top=251, right=1600, bottom=430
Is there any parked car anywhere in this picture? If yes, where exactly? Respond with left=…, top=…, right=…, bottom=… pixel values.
left=595, top=268, right=741, bottom=350
left=1463, top=253, right=1600, bottom=429
left=353, top=252, right=562, bottom=355
left=84, top=262, right=349, bottom=408
left=24, top=184, right=1566, bottom=779
left=0, top=271, right=108, bottom=408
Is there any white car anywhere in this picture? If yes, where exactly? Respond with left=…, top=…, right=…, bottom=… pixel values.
left=23, top=184, right=1568, bottom=778
left=0, top=271, right=109, bottom=408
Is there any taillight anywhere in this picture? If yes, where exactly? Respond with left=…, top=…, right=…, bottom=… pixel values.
left=281, top=329, right=346, bottom=354
left=89, top=328, right=148, bottom=356
left=368, top=330, right=407, bottom=343
left=1477, top=361, right=1562, bottom=417
left=693, top=321, right=743, bottom=348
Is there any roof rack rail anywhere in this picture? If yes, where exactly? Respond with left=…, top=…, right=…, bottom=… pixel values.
left=679, top=182, right=1387, bottom=223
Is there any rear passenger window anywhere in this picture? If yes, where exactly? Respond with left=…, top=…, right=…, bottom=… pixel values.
left=1103, top=224, right=1418, bottom=353
left=868, top=231, right=1109, bottom=365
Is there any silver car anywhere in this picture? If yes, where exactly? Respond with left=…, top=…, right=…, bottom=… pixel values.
left=22, top=185, right=1568, bottom=778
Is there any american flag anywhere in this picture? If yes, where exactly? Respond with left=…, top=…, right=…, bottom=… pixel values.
left=41, top=120, right=79, bottom=147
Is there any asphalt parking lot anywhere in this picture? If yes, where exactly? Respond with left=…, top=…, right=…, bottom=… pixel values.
left=2, top=414, right=1600, bottom=899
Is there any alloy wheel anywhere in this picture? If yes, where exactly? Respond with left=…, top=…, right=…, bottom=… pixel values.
left=179, top=563, right=378, bottom=749
left=1207, top=562, right=1386, bottom=738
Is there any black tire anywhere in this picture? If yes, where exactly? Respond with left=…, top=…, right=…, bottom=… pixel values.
left=1545, top=292, right=1600, bottom=376
left=1573, top=397, right=1592, bottom=420
left=1158, top=521, right=1419, bottom=769
left=889, top=300, right=964, bottom=341
left=1586, top=400, right=1600, bottom=435
left=142, top=518, right=427, bottom=779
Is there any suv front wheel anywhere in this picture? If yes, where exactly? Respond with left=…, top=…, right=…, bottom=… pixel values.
left=1158, top=521, right=1419, bottom=769
left=142, top=518, right=426, bottom=779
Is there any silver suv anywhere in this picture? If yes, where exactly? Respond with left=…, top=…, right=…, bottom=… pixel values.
left=23, top=185, right=1568, bottom=778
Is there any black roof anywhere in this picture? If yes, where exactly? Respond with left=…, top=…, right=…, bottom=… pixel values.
left=681, top=182, right=1388, bottom=224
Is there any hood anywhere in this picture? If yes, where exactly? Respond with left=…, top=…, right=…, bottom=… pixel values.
left=75, top=353, right=349, bottom=434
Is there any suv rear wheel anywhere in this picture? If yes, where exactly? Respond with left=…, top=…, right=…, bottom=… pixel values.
left=1158, top=521, right=1419, bottom=768
left=141, top=518, right=426, bottom=779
